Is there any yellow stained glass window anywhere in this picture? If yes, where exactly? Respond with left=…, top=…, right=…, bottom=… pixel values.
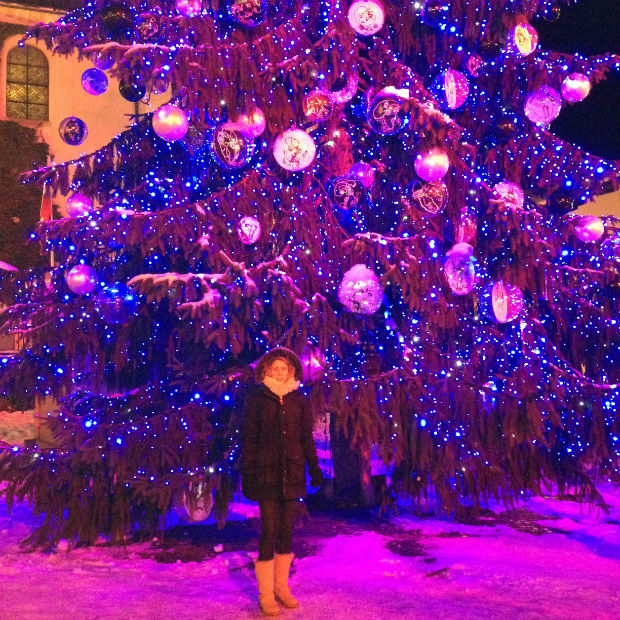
left=6, top=45, right=49, bottom=121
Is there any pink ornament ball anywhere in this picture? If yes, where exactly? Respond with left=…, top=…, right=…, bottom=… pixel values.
left=574, top=215, right=604, bottom=243
left=273, top=128, right=316, bottom=171
left=506, top=23, right=538, bottom=56
left=235, top=107, right=266, bottom=138
left=348, top=162, right=375, bottom=188
left=66, top=193, right=94, bottom=218
left=301, top=343, right=327, bottom=382
left=237, top=216, right=262, bottom=245
left=561, top=73, right=591, bottom=103
left=152, top=104, right=189, bottom=142
left=524, top=86, right=562, bottom=124
left=443, top=69, right=469, bottom=109
left=175, top=0, right=202, bottom=17
left=65, top=265, right=97, bottom=295
left=347, top=0, right=385, bottom=36
left=454, top=213, right=477, bottom=243
left=481, top=280, right=523, bottom=323
left=443, top=243, right=481, bottom=295
left=414, top=147, right=450, bottom=182
left=493, top=182, right=524, bottom=210
left=338, top=264, right=383, bottom=315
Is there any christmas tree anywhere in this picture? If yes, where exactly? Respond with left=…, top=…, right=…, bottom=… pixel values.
left=1, top=0, right=619, bottom=547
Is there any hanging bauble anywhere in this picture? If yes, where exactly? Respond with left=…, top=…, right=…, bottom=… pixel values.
left=81, top=68, right=108, bottom=96
left=601, top=235, right=620, bottom=262
left=96, top=283, right=139, bottom=324
left=338, top=264, right=383, bottom=315
left=524, top=86, right=562, bottom=124
left=403, top=179, right=448, bottom=216
left=347, top=0, right=385, bottom=35
left=330, top=68, right=359, bottom=103
left=493, top=181, right=524, bottom=210
left=348, top=161, right=375, bottom=188
left=152, top=104, right=189, bottom=142
left=101, top=2, right=133, bottom=40
left=478, top=40, right=503, bottom=60
left=491, top=108, right=519, bottom=144
left=237, top=215, right=262, bottom=244
left=443, top=243, right=481, bottom=295
left=66, top=193, right=94, bottom=218
left=561, top=73, right=591, bottom=103
left=421, top=0, right=447, bottom=27
left=465, top=54, right=484, bottom=78
left=328, top=176, right=366, bottom=211
left=547, top=188, right=575, bottom=216
left=92, top=50, right=114, bottom=70
left=136, top=13, right=161, bottom=42
left=59, top=117, right=88, bottom=146
left=210, top=123, right=252, bottom=169
left=505, top=23, right=538, bottom=57
left=151, top=77, right=170, bottom=96
left=480, top=280, right=524, bottom=323
left=183, top=123, right=207, bottom=153
left=414, top=147, right=450, bottom=182
left=454, top=213, right=477, bottom=243
left=175, top=0, right=202, bottom=17
left=302, top=89, right=334, bottom=123
left=300, top=343, right=327, bottom=382
left=65, top=265, right=97, bottom=295
left=228, top=0, right=267, bottom=27
left=173, top=482, right=213, bottom=523
left=119, top=78, right=146, bottom=102
left=367, top=91, right=407, bottom=135
left=574, top=215, right=605, bottom=243
left=543, top=5, right=561, bottom=21
left=235, top=108, right=266, bottom=137
left=273, top=128, right=316, bottom=171
left=442, top=69, right=469, bottom=109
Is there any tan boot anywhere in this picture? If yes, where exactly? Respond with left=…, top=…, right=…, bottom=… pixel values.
left=254, top=559, right=280, bottom=616
left=274, top=553, right=299, bottom=609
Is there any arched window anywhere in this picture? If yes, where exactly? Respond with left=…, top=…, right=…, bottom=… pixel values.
left=5, top=45, right=49, bottom=121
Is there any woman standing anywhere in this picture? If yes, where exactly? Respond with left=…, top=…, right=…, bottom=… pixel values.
left=241, top=347, right=323, bottom=616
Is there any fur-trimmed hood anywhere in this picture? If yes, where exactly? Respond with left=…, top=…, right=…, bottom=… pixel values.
left=254, top=347, right=303, bottom=383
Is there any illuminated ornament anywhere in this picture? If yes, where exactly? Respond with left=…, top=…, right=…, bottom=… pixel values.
left=65, top=265, right=97, bottom=295
left=561, top=73, right=591, bottom=103
left=338, top=264, right=383, bottom=315
left=367, top=91, right=407, bottom=135
left=466, top=54, right=484, bottom=77
left=273, top=128, right=316, bottom=171
left=442, top=69, right=469, bottom=109
left=228, top=0, right=267, bottom=27
left=414, top=147, right=450, bottom=182
left=136, top=13, right=161, bottom=42
left=119, top=78, right=146, bottom=102
left=151, top=77, right=170, bottom=96
left=601, top=235, right=620, bottom=262
left=328, top=176, right=366, bottom=211
left=574, top=215, right=605, bottom=243
left=59, top=117, right=88, bottom=146
left=403, top=179, right=448, bottom=216
left=347, top=0, right=385, bottom=36
left=480, top=281, right=524, bottom=323
left=152, top=104, right=189, bottom=142
left=175, top=0, right=202, bottom=17
left=493, top=182, right=525, bottom=210
left=101, top=2, right=133, bottom=40
left=524, top=86, right=562, bottom=124
left=235, top=107, right=266, bottom=137
left=443, top=243, right=481, bottom=295
left=210, top=123, right=252, bottom=169
left=96, top=283, right=139, bottom=324
left=300, top=343, right=327, bottom=382
left=237, top=216, right=262, bottom=245
left=421, top=0, right=447, bottom=27
left=506, top=23, right=538, bottom=57
left=92, top=50, right=114, bottom=70
left=454, top=213, right=477, bottom=243
left=173, top=482, right=213, bottom=523
left=330, top=68, right=359, bottom=103
left=66, top=193, right=94, bottom=218
left=302, top=89, right=334, bottom=123
left=81, top=68, right=108, bottom=96
left=348, top=161, right=375, bottom=188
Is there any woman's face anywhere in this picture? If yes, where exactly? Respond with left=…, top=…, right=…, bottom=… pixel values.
left=268, top=359, right=290, bottom=382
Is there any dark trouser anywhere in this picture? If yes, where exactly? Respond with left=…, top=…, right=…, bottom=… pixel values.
left=258, top=499, right=298, bottom=561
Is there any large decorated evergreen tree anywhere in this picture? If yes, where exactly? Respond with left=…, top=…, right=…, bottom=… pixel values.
left=1, top=0, right=619, bottom=547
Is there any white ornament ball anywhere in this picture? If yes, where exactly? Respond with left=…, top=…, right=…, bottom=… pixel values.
left=561, top=73, right=591, bottom=103
left=347, top=0, right=385, bottom=36
left=273, top=128, right=316, bottom=171
left=237, top=216, right=262, bottom=245
left=338, top=264, right=383, bottom=315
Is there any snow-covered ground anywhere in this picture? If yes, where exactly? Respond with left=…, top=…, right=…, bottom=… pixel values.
left=1, top=485, right=619, bottom=620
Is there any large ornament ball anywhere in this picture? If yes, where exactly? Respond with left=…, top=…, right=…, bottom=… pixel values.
left=338, top=264, right=383, bottom=315
left=237, top=215, right=262, bottom=245
left=480, top=280, right=524, bottom=323
left=466, top=54, right=484, bottom=77
left=235, top=108, right=266, bottom=137
left=66, top=193, right=94, bottom=218
left=506, top=23, right=538, bottom=57
left=367, top=92, right=407, bottom=135
left=273, top=128, right=316, bottom=171
left=96, top=283, right=139, bottom=324
left=65, top=265, right=97, bottom=295
left=601, top=235, right=620, bottom=262
left=175, top=0, right=202, bottom=17
left=414, top=147, right=450, bottom=182
left=302, top=89, right=334, bottom=123
left=561, top=73, right=591, bottom=103
left=210, top=123, right=252, bottom=169
left=403, top=179, right=449, bottom=216
left=81, top=68, right=108, bottom=96
left=173, top=483, right=213, bottom=522
left=228, top=0, right=267, bottom=27
left=301, top=343, right=327, bottom=382
left=443, top=243, right=481, bottom=295
left=101, top=2, right=133, bottom=40
left=421, top=0, right=447, bottom=27
left=524, top=86, right=562, bottom=124
left=547, top=188, right=575, bottom=216
left=59, top=116, right=88, bottom=146
left=119, top=78, right=146, bottom=102
left=348, top=161, right=375, bottom=188
left=493, top=181, right=524, bottom=210
left=136, top=13, right=161, bottom=42
left=574, top=215, right=605, bottom=243
left=347, top=0, right=385, bottom=36
left=331, top=70, right=359, bottom=104
left=442, top=69, right=469, bottom=109
left=152, top=104, right=189, bottom=142
left=328, top=176, right=366, bottom=211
